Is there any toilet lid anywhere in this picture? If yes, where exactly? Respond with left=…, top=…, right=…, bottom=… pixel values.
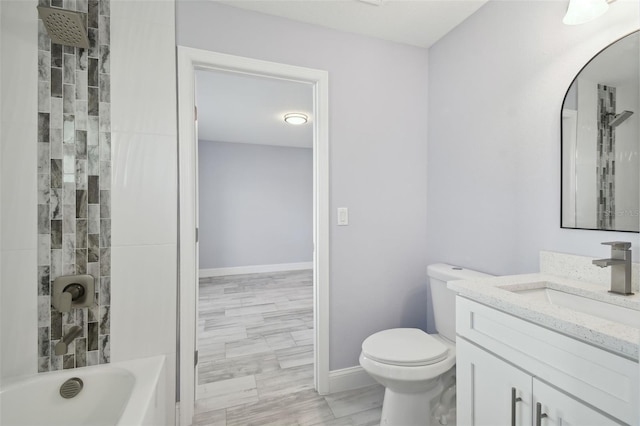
left=361, top=328, right=448, bottom=367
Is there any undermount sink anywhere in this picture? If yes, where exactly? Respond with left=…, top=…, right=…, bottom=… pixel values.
left=508, top=285, right=640, bottom=329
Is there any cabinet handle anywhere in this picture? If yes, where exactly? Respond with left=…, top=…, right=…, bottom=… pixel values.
left=536, top=402, right=548, bottom=426
left=511, top=387, right=522, bottom=426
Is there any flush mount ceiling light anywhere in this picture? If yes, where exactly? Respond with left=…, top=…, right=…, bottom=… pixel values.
left=284, top=113, right=308, bottom=125
left=563, top=0, right=613, bottom=25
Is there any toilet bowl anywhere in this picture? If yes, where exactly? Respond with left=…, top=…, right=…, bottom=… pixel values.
left=359, top=264, right=492, bottom=426
left=359, top=329, right=456, bottom=425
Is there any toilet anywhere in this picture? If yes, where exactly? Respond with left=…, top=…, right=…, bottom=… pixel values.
left=359, top=263, right=492, bottom=426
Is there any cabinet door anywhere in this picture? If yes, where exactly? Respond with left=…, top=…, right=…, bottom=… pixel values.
left=532, top=379, right=623, bottom=426
left=457, top=338, right=533, bottom=426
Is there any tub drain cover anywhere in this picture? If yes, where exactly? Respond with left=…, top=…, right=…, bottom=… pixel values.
left=60, top=377, right=83, bottom=399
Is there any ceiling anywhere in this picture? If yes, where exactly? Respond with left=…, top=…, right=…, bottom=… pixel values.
left=196, top=70, right=313, bottom=148
left=197, top=0, right=489, bottom=148
left=219, top=0, right=488, bottom=49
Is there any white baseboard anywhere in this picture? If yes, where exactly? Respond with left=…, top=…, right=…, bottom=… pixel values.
left=199, top=262, right=313, bottom=278
left=328, top=366, right=376, bottom=394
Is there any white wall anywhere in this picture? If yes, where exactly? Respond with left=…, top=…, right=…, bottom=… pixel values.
left=426, top=0, right=640, bottom=330
left=0, top=1, right=177, bottom=419
left=177, top=1, right=429, bottom=370
left=198, top=140, right=313, bottom=269
left=0, top=0, right=38, bottom=381
left=110, top=0, right=177, bottom=422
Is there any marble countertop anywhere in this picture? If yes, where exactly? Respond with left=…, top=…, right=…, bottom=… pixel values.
left=448, top=273, right=640, bottom=360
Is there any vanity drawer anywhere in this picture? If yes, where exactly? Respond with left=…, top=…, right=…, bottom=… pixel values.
left=456, top=296, right=638, bottom=425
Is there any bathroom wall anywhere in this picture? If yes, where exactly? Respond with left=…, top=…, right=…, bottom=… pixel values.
left=110, top=1, right=177, bottom=422
left=0, top=0, right=177, bottom=419
left=177, top=1, right=430, bottom=370
left=35, top=0, right=112, bottom=372
left=426, top=1, right=640, bottom=286
left=1, top=0, right=39, bottom=380
left=198, top=140, right=313, bottom=270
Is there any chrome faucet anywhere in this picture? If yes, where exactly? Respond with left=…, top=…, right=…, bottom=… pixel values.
left=54, top=325, right=82, bottom=356
left=592, top=241, right=633, bottom=295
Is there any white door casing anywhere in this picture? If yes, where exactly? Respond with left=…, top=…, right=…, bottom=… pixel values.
left=177, top=46, right=330, bottom=426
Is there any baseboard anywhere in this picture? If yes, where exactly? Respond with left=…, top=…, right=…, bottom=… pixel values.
left=328, top=365, right=376, bottom=394
left=199, top=262, right=313, bottom=278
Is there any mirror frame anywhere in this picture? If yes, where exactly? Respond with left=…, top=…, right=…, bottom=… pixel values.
left=560, top=30, right=640, bottom=233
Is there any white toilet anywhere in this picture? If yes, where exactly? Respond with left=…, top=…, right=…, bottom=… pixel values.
left=359, top=263, right=492, bottom=426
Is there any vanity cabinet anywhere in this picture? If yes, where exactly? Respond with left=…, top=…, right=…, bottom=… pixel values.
left=457, top=339, right=619, bottom=426
left=457, top=338, right=532, bottom=425
left=456, top=297, right=638, bottom=426
left=532, top=378, right=619, bottom=426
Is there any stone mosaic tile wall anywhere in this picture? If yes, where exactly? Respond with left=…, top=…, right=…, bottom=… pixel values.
left=37, top=0, right=111, bottom=372
left=597, top=84, right=616, bottom=230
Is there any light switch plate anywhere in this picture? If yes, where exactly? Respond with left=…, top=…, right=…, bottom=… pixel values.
left=337, top=207, right=349, bottom=226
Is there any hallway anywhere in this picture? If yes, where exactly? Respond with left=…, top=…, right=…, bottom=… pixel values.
left=194, top=270, right=383, bottom=425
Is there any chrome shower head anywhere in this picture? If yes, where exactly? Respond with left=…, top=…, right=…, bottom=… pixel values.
left=609, top=110, right=634, bottom=128
left=37, top=6, right=89, bottom=49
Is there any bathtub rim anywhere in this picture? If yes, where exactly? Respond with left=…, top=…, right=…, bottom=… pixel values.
left=0, top=355, right=166, bottom=426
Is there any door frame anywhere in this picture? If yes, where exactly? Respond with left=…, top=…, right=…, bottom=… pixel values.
left=177, top=46, right=330, bottom=425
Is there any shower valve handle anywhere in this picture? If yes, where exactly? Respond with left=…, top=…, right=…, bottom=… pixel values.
left=58, top=291, right=73, bottom=313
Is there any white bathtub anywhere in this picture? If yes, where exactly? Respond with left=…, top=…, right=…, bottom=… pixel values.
left=0, top=355, right=166, bottom=426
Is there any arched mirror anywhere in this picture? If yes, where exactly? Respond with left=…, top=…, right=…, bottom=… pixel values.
left=561, top=31, right=639, bottom=232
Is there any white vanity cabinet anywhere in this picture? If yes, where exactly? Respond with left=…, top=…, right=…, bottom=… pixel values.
left=455, top=297, right=638, bottom=426
left=532, top=378, right=619, bottom=426
left=457, top=339, right=619, bottom=425
left=457, top=338, right=532, bottom=425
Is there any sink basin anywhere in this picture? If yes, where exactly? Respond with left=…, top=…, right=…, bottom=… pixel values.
left=509, top=286, right=640, bottom=328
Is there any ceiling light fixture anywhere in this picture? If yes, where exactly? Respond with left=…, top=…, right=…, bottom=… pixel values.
left=563, top=0, right=612, bottom=25
left=284, top=113, right=308, bottom=125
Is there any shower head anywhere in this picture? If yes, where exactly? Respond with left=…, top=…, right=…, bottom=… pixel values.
left=608, top=110, right=634, bottom=128
left=37, top=6, right=89, bottom=49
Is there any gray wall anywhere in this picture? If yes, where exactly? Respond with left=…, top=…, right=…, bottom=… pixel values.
left=198, top=140, right=313, bottom=269
left=178, top=1, right=429, bottom=370
left=426, top=1, right=639, bottom=329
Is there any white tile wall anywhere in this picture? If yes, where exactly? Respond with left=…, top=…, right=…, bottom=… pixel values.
left=0, top=1, right=38, bottom=125
left=1, top=0, right=38, bottom=253
left=110, top=244, right=177, bottom=360
left=0, top=0, right=38, bottom=380
left=1, top=116, right=37, bottom=251
left=111, top=0, right=174, bottom=26
left=110, top=16, right=177, bottom=135
left=110, top=0, right=177, bottom=422
left=111, top=131, right=177, bottom=246
left=1, top=249, right=38, bottom=379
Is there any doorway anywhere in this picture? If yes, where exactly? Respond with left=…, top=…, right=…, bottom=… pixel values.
left=177, top=47, right=330, bottom=426
left=195, top=68, right=314, bottom=408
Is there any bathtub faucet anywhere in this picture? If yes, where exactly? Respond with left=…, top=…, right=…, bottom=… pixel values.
left=54, top=326, right=82, bottom=356
left=592, top=241, right=633, bottom=295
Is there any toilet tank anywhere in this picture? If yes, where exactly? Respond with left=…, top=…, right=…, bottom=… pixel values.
left=428, top=263, right=493, bottom=342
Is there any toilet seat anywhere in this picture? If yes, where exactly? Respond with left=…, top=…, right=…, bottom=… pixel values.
left=361, top=328, right=448, bottom=367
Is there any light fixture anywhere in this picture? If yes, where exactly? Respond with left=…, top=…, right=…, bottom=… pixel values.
left=563, top=0, right=611, bottom=25
left=284, top=113, right=308, bottom=125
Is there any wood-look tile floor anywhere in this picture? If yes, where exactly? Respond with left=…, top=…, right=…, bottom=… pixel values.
left=195, top=270, right=384, bottom=426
